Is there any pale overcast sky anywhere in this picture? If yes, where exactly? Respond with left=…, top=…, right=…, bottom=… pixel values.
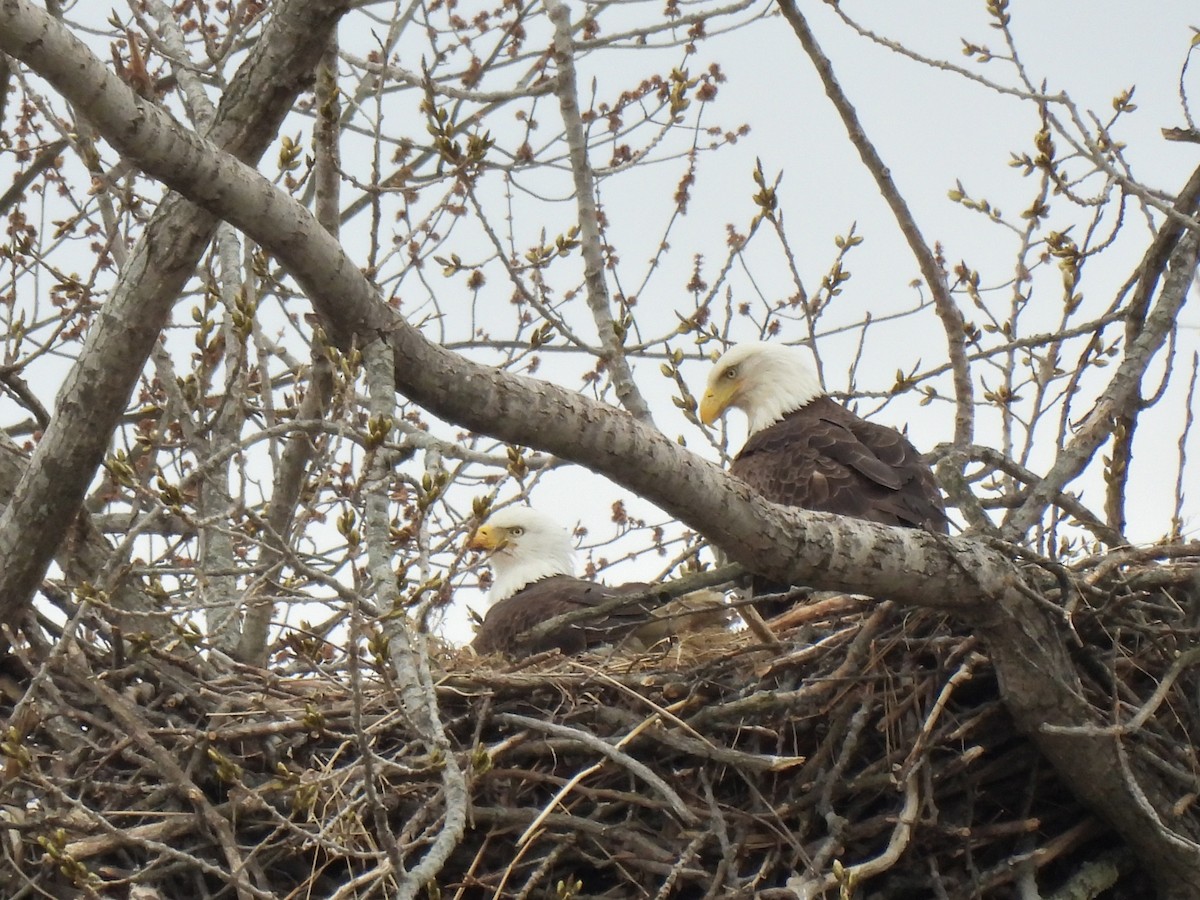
left=4, top=2, right=1198, bottom=642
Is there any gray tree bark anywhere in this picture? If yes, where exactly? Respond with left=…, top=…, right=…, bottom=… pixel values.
left=0, top=0, right=352, bottom=626
left=2, top=1, right=1199, bottom=894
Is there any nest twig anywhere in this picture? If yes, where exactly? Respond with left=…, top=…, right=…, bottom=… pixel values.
left=3, top=557, right=1198, bottom=898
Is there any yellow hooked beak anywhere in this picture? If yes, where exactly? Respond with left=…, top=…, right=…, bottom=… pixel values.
left=698, top=378, right=738, bottom=426
left=467, top=524, right=504, bottom=552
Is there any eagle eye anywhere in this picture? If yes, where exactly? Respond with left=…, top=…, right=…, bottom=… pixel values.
left=508, top=526, right=524, bottom=536
left=724, top=365, right=738, bottom=380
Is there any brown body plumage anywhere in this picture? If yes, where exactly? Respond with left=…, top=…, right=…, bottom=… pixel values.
left=468, top=508, right=727, bottom=657
left=700, top=342, right=948, bottom=611
left=732, top=396, right=948, bottom=532
left=472, top=575, right=657, bottom=656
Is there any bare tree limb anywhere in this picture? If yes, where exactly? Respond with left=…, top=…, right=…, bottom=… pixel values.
left=545, top=0, right=654, bottom=423
left=776, top=0, right=975, bottom=449
left=364, top=336, right=469, bottom=898
left=0, top=0, right=352, bottom=624
left=1005, top=228, right=1200, bottom=538
left=1105, top=164, right=1200, bottom=533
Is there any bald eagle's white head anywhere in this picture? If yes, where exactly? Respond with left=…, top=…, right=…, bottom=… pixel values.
left=467, top=507, right=577, bottom=603
left=699, top=341, right=824, bottom=434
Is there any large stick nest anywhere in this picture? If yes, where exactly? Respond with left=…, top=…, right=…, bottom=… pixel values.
left=2, top=555, right=1198, bottom=899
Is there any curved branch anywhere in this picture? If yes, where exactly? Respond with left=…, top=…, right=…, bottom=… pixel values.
left=5, top=6, right=1200, bottom=892
left=1004, top=228, right=1200, bottom=538
left=494, top=712, right=699, bottom=826
left=545, top=0, right=654, bottom=423
left=776, top=0, right=974, bottom=448
left=0, top=0, right=351, bottom=623
left=0, top=0, right=1087, bottom=612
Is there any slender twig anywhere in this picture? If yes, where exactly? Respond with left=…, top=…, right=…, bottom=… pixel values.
left=494, top=711, right=700, bottom=831
left=0, top=136, right=68, bottom=217
left=545, top=0, right=653, bottom=422
left=365, top=339, right=468, bottom=899
left=1005, top=229, right=1200, bottom=538
left=1172, top=352, right=1199, bottom=537
left=776, top=0, right=974, bottom=448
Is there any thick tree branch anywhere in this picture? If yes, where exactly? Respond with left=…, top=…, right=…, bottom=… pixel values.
left=0, top=0, right=1113, bottom=616
left=1004, top=228, right=1200, bottom=539
left=0, top=0, right=351, bottom=622
left=6, top=7, right=1200, bottom=893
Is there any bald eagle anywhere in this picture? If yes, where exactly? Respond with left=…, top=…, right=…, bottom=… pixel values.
left=467, top=507, right=726, bottom=656
left=699, top=342, right=948, bottom=605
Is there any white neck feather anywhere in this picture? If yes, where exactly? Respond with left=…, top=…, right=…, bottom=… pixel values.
left=741, top=347, right=825, bottom=433
left=488, top=541, right=577, bottom=604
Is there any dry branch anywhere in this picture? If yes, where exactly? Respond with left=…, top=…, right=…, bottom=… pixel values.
left=4, top=553, right=1195, bottom=896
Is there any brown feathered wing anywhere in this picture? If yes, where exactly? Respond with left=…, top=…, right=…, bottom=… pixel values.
left=731, top=397, right=948, bottom=532
left=731, top=397, right=947, bottom=611
left=472, top=576, right=727, bottom=657
left=471, top=575, right=655, bottom=656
